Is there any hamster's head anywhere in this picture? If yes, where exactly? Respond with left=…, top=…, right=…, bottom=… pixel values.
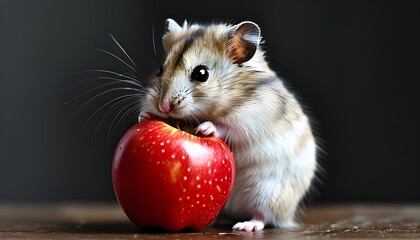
left=141, top=18, right=262, bottom=125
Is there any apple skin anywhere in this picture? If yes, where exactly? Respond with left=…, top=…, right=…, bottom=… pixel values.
left=112, top=120, right=235, bottom=231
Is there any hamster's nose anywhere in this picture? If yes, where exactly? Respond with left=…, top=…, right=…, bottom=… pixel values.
left=159, top=101, right=174, bottom=114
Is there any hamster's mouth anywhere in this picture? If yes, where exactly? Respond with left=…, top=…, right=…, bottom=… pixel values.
left=140, top=112, right=201, bottom=135
left=163, top=117, right=198, bottom=135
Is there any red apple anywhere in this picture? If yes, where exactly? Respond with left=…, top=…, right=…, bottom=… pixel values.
left=112, top=120, right=235, bottom=231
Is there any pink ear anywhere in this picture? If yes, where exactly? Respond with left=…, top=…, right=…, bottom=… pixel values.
left=228, top=21, right=261, bottom=65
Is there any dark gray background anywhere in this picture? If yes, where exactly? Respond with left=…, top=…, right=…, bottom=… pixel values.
left=0, top=0, right=419, bottom=203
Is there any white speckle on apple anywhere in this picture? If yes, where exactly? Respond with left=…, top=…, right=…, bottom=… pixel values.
left=187, top=168, right=190, bottom=172
left=225, top=176, right=228, bottom=180
left=210, top=195, right=214, bottom=200
left=208, top=170, right=212, bottom=174
left=186, top=196, right=190, bottom=200
left=202, top=204, right=206, bottom=208
left=197, top=184, right=201, bottom=189
left=156, top=161, right=160, bottom=165
left=160, top=142, right=164, bottom=146
left=191, top=205, right=194, bottom=208
left=204, top=180, right=207, bottom=184
left=166, top=140, right=171, bottom=144
left=152, top=141, right=156, bottom=145
left=161, top=149, right=165, bottom=153
left=222, top=160, right=225, bottom=164
left=183, top=188, right=186, bottom=192
left=215, top=178, right=218, bottom=182
left=196, top=194, right=200, bottom=198
left=183, top=176, right=187, bottom=181
left=207, top=161, right=211, bottom=167
left=221, top=178, right=224, bottom=182
left=157, top=135, right=161, bottom=138
left=171, top=154, right=175, bottom=158
left=216, top=185, right=221, bottom=192
left=196, top=176, right=200, bottom=180
left=213, top=169, right=217, bottom=173
left=209, top=181, right=212, bottom=185
left=182, top=156, right=186, bottom=160
left=196, top=201, right=200, bottom=204
left=179, top=197, right=182, bottom=201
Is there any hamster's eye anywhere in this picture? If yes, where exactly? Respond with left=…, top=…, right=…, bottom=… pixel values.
left=156, top=65, right=164, bottom=77
left=191, top=65, right=209, bottom=82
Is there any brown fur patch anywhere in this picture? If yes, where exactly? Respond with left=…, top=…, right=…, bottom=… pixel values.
left=228, top=24, right=258, bottom=64
left=173, top=28, right=205, bottom=68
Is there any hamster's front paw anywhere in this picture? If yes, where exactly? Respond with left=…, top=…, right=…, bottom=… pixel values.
left=138, top=112, right=156, bottom=122
left=232, top=220, right=265, bottom=232
left=195, top=121, right=219, bottom=137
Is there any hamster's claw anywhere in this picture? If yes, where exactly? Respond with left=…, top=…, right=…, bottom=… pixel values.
left=232, top=220, right=265, bottom=232
left=138, top=112, right=156, bottom=122
left=195, top=121, right=219, bottom=137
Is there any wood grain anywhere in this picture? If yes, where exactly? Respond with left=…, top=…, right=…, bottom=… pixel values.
left=0, top=204, right=419, bottom=239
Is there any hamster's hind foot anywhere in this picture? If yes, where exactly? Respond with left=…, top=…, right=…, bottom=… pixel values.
left=232, top=220, right=265, bottom=232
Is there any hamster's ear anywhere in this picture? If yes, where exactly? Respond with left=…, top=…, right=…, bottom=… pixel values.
left=182, top=19, right=188, bottom=28
left=163, top=18, right=182, bottom=51
left=228, top=21, right=261, bottom=64
left=165, top=18, right=182, bottom=33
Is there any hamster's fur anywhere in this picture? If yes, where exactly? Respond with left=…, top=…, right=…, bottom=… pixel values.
left=139, top=19, right=317, bottom=232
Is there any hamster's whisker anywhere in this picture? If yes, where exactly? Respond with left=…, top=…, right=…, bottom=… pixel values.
left=81, top=94, right=141, bottom=130
left=91, top=97, right=139, bottom=141
left=91, top=47, right=139, bottom=75
left=71, top=87, right=142, bottom=118
left=188, top=114, right=201, bottom=127
left=223, top=128, right=233, bottom=145
left=117, top=104, right=141, bottom=138
left=151, top=25, right=161, bottom=67
left=183, top=107, right=200, bottom=126
left=62, top=75, right=144, bottom=91
left=149, top=82, right=161, bottom=92
left=105, top=101, right=140, bottom=143
left=76, top=69, right=143, bottom=83
left=109, top=33, right=139, bottom=70
left=65, top=81, right=144, bottom=105
left=189, top=106, right=214, bottom=124
left=185, top=88, right=209, bottom=98
left=142, top=91, right=157, bottom=101
left=121, top=105, right=141, bottom=132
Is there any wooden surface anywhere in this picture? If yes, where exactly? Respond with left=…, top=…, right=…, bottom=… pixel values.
left=0, top=203, right=419, bottom=239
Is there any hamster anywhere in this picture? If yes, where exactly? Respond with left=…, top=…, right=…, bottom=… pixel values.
left=139, top=18, right=317, bottom=232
